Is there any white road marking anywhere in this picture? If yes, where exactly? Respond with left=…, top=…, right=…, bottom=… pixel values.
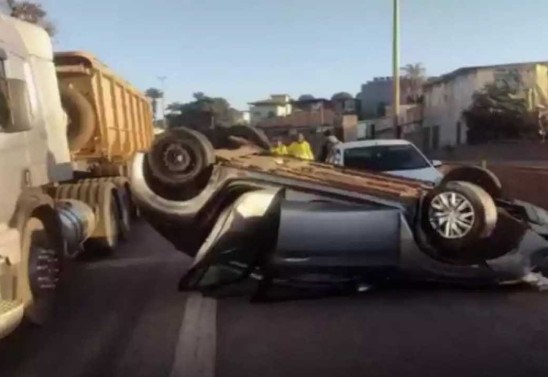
left=170, top=293, right=217, bottom=377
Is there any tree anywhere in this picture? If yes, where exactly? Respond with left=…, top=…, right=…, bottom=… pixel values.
left=331, top=92, right=353, bottom=101
left=462, top=80, right=536, bottom=144
left=298, top=94, right=315, bottom=101
left=401, top=63, right=426, bottom=103
left=166, top=93, right=238, bottom=130
left=145, top=88, right=163, bottom=120
left=7, top=0, right=56, bottom=36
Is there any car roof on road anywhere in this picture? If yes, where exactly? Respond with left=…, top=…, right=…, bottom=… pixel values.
left=335, top=139, right=413, bottom=149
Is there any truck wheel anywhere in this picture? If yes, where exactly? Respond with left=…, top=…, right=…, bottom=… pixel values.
left=82, top=182, right=120, bottom=255
left=60, top=84, right=97, bottom=152
left=115, top=185, right=132, bottom=240
left=19, top=217, right=62, bottom=324
left=421, top=181, right=498, bottom=254
left=147, top=127, right=215, bottom=187
left=227, top=125, right=271, bottom=150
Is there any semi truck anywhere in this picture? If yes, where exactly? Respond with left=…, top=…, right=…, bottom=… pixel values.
left=0, top=14, right=154, bottom=338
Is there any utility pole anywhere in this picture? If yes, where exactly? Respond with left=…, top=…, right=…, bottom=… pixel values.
left=392, top=0, right=401, bottom=138
left=157, top=76, right=167, bottom=129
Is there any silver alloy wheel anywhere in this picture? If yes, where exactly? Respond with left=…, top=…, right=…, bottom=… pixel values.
left=428, top=191, right=476, bottom=239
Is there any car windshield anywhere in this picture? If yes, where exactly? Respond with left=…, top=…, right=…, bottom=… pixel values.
left=343, top=144, right=429, bottom=172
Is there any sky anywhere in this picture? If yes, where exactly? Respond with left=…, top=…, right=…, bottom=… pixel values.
left=40, top=0, right=548, bottom=110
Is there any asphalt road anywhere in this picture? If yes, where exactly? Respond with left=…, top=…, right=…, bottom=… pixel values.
left=3, top=222, right=548, bottom=377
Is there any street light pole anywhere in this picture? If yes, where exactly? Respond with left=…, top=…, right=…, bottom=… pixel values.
left=157, top=76, right=167, bottom=129
left=392, top=0, right=401, bottom=138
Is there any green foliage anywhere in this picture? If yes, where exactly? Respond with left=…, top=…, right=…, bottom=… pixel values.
left=145, top=88, right=163, bottom=120
left=166, top=93, right=239, bottom=129
left=331, top=92, right=353, bottom=101
left=298, top=94, right=315, bottom=101
left=8, top=0, right=56, bottom=36
left=462, top=81, right=537, bottom=144
left=401, top=63, right=426, bottom=104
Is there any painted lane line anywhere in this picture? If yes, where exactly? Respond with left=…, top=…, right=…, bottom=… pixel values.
left=170, top=293, right=217, bottom=377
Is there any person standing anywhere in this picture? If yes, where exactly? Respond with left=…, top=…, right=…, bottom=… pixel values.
left=319, top=130, right=341, bottom=162
left=288, top=133, right=314, bottom=160
left=271, top=138, right=288, bottom=156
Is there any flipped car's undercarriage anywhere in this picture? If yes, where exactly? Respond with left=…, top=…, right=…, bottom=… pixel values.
left=130, top=127, right=548, bottom=295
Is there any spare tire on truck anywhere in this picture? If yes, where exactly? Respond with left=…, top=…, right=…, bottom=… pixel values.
left=59, top=84, right=97, bottom=152
left=421, top=180, right=498, bottom=258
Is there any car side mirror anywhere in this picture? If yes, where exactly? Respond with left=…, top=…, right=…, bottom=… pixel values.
left=431, top=159, right=442, bottom=167
left=0, top=78, right=33, bottom=133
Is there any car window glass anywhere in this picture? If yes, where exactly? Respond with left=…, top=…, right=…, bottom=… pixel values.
left=344, top=145, right=429, bottom=171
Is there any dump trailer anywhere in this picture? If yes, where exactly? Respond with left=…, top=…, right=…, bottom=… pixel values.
left=0, top=15, right=153, bottom=339
left=53, top=51, right=154, bottom=248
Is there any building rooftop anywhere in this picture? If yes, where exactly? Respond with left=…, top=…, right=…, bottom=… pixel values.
left=249, top=94, right=292, bottom=106
left=424, top=60, right=548, bottom=88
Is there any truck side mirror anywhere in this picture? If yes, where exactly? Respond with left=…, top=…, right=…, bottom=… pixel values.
left=431, top=159, right=442, bottom=167
left=0, top=78, right=33, bottom=133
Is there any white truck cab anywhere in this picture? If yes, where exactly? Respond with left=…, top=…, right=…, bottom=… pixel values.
left=0, top=15, right=91, bottom=339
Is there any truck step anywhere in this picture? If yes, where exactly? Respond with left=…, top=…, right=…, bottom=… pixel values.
left=0, top=299, right=24, bottom=339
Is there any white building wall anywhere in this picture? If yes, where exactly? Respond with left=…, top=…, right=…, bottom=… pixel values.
left=423, top=69, right=495, bottom=147
left=249, top=103, right=292, bottom=126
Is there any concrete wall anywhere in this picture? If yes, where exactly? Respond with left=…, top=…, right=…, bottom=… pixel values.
left=359, top=77, right=393, bottom=118
left=427, top=141, right=548, bottom=166
left=423, top=69, right=495, bottom=148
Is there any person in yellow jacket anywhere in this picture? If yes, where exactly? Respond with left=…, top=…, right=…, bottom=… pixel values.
left=271, top=138, right=288, bottom=156
left=288, top=133, right=314, bottom=160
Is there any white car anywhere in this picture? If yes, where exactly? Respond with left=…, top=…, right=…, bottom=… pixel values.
left=326, top=139, right=443, bottom=184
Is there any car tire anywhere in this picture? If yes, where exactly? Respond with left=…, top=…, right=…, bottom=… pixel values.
left=421, top=180, right=498, bottom=255
left=226, top=125, right=271, bottom=150
left=440, top=166, right=502, bottom=199
left=147, top=127, right=215, bottom=187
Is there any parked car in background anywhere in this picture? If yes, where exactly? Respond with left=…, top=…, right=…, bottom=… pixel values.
left=326, top=139, right=443, bottom=184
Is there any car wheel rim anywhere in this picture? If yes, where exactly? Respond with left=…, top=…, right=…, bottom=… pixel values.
left=428, top=191, right=475, bottom=239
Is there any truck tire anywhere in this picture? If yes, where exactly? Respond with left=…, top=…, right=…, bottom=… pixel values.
left=19, top=217, right=62, bottom=324
left=226, top=125, right=271, bottom=150
left=147, top=127, right=215, bottom=187
left=79, top=177, right=132, bottom=240
left=421, top=181, right=498, bottom=255
left=83, top=182, right=120, bottom=255
left=60, top=84, right=97, bottom=152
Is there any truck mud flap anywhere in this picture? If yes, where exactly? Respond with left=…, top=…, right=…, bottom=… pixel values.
left=178, top=188, right=284, bottom=291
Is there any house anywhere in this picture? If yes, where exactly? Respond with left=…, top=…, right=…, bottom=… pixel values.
left=358, top=104, right=420, bottom=141
left=358, top=77, right=401, bottom=119
left=422, top=61, right=548, bottom=149
left=248, top=94, right=293, bottom=126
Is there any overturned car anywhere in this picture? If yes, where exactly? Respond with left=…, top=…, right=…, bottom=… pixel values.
left=130, top=126, right=548, bottom=295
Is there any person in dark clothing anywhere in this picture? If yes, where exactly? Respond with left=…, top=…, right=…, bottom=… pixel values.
left=319, top=130, right=340, bottom=162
